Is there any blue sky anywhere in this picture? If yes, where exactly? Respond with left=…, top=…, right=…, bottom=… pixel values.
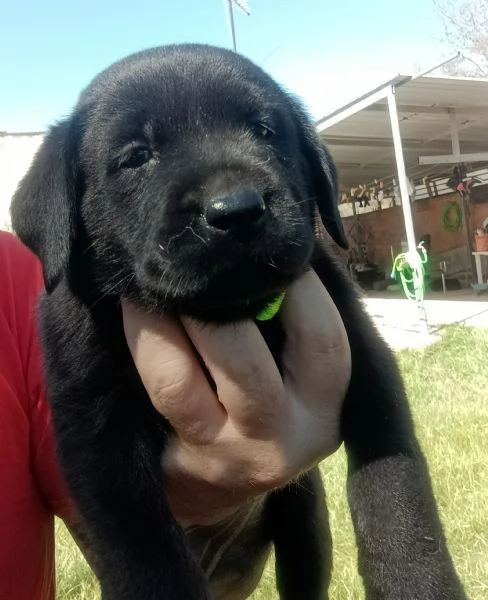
left=1, top=0, right=451, bottom=132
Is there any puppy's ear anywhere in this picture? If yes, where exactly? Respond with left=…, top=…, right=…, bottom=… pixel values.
left=11, top=117, right=82, bottom=292
left=312, top=143, right=349, bottom=249
left=290, top=98, right=348, bottom=249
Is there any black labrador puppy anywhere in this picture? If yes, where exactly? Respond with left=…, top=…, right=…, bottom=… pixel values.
left=11, top=44, right=465, bottom=600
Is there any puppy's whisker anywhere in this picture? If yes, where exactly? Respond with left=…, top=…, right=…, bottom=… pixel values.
left=121, top=273, right=135, bottom=295
left=174, top=273, right=189, bottom=299
left=254, top=156, right=271, bottom=167
left=91, top=273, right=134, bottom=308
left=166, top=227, right=193, bottom=252
left=263, top=252, right=278, bottom=269
left=166, top=225, right=209, bottom=254
left=80, top=241, right=97, bottom=255
left=162, top=271, right=176, bottom=305
left=287, top=217, right=306, bottom=229
left=294, top=196, right=315, bottom=206
left=156, top=266, right=171, bottom=301
left=101, top=269, right=129, bottom=286
left=105, top=273, right=134, bottom=295
left=185, top=225, right=208, bottom=247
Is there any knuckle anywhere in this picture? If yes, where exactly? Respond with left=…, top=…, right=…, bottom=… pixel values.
left=151, top=361, right=194, bottom=406
left=249, top=464, right=290, bottom=491
left=236, top=396, right=286, bottom=437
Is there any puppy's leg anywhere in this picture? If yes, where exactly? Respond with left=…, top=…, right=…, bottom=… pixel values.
left=40, top=289, right=208, bottom=600
left=312, top=250, right=466, bottom=599
left=266, top=468, right=332, bottom=600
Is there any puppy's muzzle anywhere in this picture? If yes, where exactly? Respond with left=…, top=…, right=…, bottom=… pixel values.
left=205, top=188, right=266, bottom=231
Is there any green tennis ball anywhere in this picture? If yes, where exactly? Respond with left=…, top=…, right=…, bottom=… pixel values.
left=255, top=291, right=286, bottom=321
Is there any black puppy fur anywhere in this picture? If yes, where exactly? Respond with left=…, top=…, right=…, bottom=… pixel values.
left=12, top=45, right=465, bottom=599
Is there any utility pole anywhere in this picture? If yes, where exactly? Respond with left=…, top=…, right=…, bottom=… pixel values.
left=224, top=0, right=250, bottom=53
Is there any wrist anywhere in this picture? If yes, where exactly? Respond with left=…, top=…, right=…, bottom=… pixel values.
left=165, top=470, right=248, bottom=527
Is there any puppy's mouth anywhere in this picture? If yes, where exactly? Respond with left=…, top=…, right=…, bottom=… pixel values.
left=135, top=257, right=306, bottom=323
left=131, top=234, right=313, bottom=323
left=126, top=196, right=315, bottom=322
left=183, top=281, right=289, bottom=323
left=187, top=293, right=283, bottom=323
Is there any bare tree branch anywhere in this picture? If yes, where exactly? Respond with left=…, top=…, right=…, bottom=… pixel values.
left=434, top=0, right=488, bottom=75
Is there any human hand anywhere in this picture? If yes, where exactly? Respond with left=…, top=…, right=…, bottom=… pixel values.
left=122, top=270, right=351, bottom=527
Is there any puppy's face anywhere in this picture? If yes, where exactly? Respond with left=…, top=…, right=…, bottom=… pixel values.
left=12, top=45, right=347, bottom=321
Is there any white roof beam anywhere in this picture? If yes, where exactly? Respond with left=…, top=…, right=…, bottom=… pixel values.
left=419, top=152, right=488, bottom=165
left=317, top=86, right=393, bottom=132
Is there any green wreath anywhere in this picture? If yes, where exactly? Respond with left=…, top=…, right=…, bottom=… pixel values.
left=442, top=201, right=462, bottom=233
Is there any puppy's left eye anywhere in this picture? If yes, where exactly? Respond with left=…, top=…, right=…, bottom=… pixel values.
left=251, top=122, right=275, bottom=139
left=119, top=146, right=152, bottom=169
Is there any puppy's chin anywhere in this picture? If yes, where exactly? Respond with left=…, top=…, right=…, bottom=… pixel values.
left=179, top=292, right=282, bottom=323
left=130, top=257, right=309, bottom=324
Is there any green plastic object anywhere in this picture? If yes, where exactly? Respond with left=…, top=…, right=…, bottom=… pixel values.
left=256, top=291, right=286, bottom=321
left=391, top=245, right=429, bottom=302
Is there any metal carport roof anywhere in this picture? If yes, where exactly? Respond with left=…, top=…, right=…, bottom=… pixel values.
left=316, top=73, right=488, bottom=194
left=315, top=67, right=488, bottom=329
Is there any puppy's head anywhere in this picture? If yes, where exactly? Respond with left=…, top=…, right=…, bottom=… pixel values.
left=11, top=44, right=347, bottom=321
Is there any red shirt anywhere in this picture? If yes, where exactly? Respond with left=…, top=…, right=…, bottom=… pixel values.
left=0, top=231, right=75, bottom=600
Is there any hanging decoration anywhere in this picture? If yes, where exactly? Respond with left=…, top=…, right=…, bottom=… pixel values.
left=446, top=165, right=481, bottom=195
left=442, top=201, right=463, bottom=232
left=340, top=167, right=480, bottom=214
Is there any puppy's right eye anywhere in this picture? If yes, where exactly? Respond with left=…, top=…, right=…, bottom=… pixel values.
left=119, top=146, right=152, bottom=169
left=251, top=122, right=275, bottom=139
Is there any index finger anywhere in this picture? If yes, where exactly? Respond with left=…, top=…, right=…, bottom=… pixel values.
left=181, top=318, right=285, bottom=437
left=280, top=270, right=351, bottom=391
left=122, top=303, right=226, bottom=442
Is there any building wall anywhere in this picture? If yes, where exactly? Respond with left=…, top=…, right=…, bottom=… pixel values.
left=0, top=133, right=44, bottom=230
left=342, top=189, right=488, bottom=272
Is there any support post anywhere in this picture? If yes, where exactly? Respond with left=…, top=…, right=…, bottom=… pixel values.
left=449, top=109, right=461, bottom=157
left=387, top=88, right=416, bottom=252
left=449, top=109, right=475, bottom=286
left=459, top=188, right=475, bottom=287
left=387, top=87, right=429, bottom=333
left=351, top=198, right=361, bottom=255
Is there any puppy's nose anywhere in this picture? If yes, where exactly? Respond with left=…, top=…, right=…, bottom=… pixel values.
left=205, top=188, right=266, bottom=231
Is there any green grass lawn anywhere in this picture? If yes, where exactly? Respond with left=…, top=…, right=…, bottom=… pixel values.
left=55, top=325, right=488, bottom=599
